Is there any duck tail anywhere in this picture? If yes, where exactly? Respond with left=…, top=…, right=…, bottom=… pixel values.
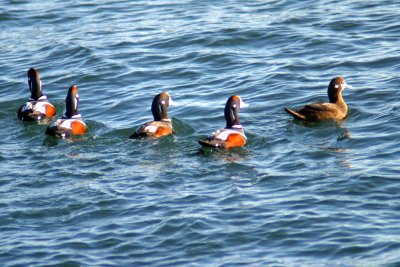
left=198, top=139, right=226, bottom=149
left=129, top=132, right=149, bottom=139
left=284, top=108, right=306, bottom=120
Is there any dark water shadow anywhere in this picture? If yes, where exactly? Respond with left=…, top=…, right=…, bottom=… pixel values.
left=42, top=119, right=107, bottom=146
left=196, top=145, right=251, bottom=162
left=290, top=117, right=348, bottom=129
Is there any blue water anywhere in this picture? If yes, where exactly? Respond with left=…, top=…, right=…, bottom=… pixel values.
left=1, top=1, right=400, bottom=266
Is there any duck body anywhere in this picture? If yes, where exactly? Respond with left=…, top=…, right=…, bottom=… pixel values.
left=46, top=85, right=86, bottom=138
left=130, top=92, right=175, bottom=139
left=46, top=115, right=87, bottom=138
left=130, top=120, right=173, bottom=139
left=285, top=77, right=351, bottom=122
left=198, top=126, right=247, bottom=149
left=198, top=95, right=248, bottom=149
left=18, top=96, right=56, bottom=121
left=17, top=68, right=56, bottom=121
left=284, top=102, right=347, bottom=121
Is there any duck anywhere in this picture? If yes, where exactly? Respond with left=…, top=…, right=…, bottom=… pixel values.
left=198, top=95, right=248, bottom=149
left=284, top=77, right=352, bottom=121
left=17, top=68, right=56, bottom=121
left=130, top=92, right=176, bottom=139
left=45, top=85, right=87, bottom=138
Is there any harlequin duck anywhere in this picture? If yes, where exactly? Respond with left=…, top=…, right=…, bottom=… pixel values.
left=284, top=77, right=352, bottom=121
left=130, top=92, right=176, bottom=139
left=198, top=95, right=248, bottom=149
left=45, top=85, right=87, bottom=138
left=17, top=68, right=56, bottom=121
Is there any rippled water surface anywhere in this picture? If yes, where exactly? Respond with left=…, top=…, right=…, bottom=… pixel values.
left=1, top=1, right=400, bottom=266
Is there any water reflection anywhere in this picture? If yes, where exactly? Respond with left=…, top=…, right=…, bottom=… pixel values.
left=197, top=146, right=250, bottom=163
left=42, top=133, right=87, bottom=146
left=324, top=127, right=353, bottom=168
left=337, top=128, right=351, bottom=141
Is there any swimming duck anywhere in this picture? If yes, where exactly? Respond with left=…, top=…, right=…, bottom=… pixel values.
left=17, top=68, right=56, bottom=121
left=46, top=85, right=87, bottom=138
left=130, top=92, right=176, bottom=139
left=198, top=95, right=248, bottom=149
left=284, top=77, right=352, bottom=121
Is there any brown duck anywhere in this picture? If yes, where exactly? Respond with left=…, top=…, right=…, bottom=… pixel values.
left=284, top=77, right=352, bottom=121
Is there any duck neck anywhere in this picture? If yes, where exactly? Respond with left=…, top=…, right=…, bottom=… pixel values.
left=152, top=101, right=169, bottom=121
left=29, top=77, right=43, bottom=101
left=225, top=105, right=240, bottom=128
left=65, top=93, right=79, bottom=118
left=331, top=92, right=347, bottom=112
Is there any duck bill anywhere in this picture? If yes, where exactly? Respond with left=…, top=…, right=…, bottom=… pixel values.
left=239, top=98, right=249, bottom=108
left=344, top=81, right=352, bottom=89
left=169, top=97, right=178, bottom=107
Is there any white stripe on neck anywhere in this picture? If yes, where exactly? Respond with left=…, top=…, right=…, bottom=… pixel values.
left=29, top=95, right=47, bottom=101
left=62, top=113, right=82, bottom=119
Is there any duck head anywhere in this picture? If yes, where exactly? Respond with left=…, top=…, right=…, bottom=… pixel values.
left=151, top=92, right=175, bottom=121
left=224, top=95, right=248, bottom=128
left=65, top=85, right=80, bottom=118
left=328, top=77, right=352, bottom=103
left=28, top=68, right=43, bottom=100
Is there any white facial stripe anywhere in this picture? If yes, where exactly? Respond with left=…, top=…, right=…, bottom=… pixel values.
left=75, top=94, right=79, bottom=110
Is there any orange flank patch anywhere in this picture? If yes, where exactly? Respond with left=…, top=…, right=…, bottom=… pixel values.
left=45, top=104, right=56, bottom=117
left=155, top=126, right=172, bottom=137
left=225, top=133, right=246, bottom=148
left=71, top=121, right=87, bottom=135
